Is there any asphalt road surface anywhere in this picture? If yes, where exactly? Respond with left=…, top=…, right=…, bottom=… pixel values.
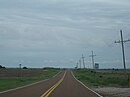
left=0, top=70, right=102, bottom=97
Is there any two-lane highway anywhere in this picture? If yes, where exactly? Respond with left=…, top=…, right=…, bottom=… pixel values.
left=0, top=70, right=102, bottom=97
left=48, top=71, right=102, bottom=97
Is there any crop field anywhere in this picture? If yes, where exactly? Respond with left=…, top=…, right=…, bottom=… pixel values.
left=0, top=68, right=60, bottom=92
left=73, top=69, right=130, bottom=88
left=0, top=68, right=44, bottom=78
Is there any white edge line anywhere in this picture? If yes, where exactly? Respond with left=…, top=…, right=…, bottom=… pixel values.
left=71, top=71, right=103, bottom=97
left=0, top=71, right=62, bottom=94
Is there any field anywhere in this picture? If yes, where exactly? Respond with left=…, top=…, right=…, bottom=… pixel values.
left=0, top=68, right=60, bottom=92
left=73, top=69, right=130, bottom=88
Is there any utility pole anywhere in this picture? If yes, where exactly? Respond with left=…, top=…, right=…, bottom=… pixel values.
left=19, top=64, right=22, bottom=78
left=82, top=54, right=85, bottom=68
left=76, top=62, right=79, bottom=69
left=89, top=51, right=96, bottom=69
left=79, top=59, right=81, bottom=69
left=115, top=30, right=130, bottom=70
left=19, top=64, right=22, bottom=69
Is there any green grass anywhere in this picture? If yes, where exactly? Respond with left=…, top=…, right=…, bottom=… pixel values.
left=0, top=68, right=60, bottom=92
left=73, top=69, right=130, bottom=88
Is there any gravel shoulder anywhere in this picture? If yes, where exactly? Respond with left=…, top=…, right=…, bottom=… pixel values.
left=93, top=87, right=130, bottom=97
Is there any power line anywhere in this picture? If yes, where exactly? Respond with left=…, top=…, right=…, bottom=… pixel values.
left=115, top=30, right=130, bottom=69
left=89, top=51, right=96, bottom=69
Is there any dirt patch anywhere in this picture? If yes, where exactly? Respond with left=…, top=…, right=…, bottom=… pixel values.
left=0, top=68, right=43, bottom=78
left=93, top=87, right=130, bottom=97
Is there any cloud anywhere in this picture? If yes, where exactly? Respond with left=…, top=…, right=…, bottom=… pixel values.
left=0, top=0, right=130, bottom=68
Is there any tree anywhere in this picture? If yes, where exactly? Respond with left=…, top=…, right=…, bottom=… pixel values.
left=0, top=65, right=6, bottom=69
left=23, top=67, right=28, bottom=69
left=0, top=65, right=2, bottom=68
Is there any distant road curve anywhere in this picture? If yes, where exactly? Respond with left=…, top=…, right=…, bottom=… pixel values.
left=0, top=70, right=102, bottom=97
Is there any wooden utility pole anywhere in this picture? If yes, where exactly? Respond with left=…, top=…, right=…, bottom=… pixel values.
left=115, top=30, right=130, bottom=69
left=19, top=64, right=22, bottom=78
left=82, top=54, right=85, bottom=68
left=79, top=59, right=81, bottom=69
left=76, top=62, right=79, bottom=69
left=89, top=51, right=96, bottom=69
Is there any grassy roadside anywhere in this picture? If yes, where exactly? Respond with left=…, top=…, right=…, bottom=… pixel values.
left=73, top=69, right=130, bottom=88
left=0, top=68, right=60, bottom=92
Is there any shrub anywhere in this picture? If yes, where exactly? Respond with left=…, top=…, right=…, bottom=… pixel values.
left=23, top=67, right=28, bottom=69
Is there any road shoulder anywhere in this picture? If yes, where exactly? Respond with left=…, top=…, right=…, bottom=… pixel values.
left=71, top=71, right=103, bottom=97
left=94, top=87, right=130, bottom=97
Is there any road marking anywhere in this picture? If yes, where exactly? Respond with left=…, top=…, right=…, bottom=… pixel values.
left=71, top=71, right=103, bottom=97
left=40, top=71, right=66, bottom=97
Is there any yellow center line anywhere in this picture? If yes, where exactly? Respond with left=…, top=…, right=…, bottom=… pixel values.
left=40, top=71, right=66, bottom=97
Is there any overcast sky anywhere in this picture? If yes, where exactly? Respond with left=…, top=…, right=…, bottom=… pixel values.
left=0, top=0, right=130, bottom=68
